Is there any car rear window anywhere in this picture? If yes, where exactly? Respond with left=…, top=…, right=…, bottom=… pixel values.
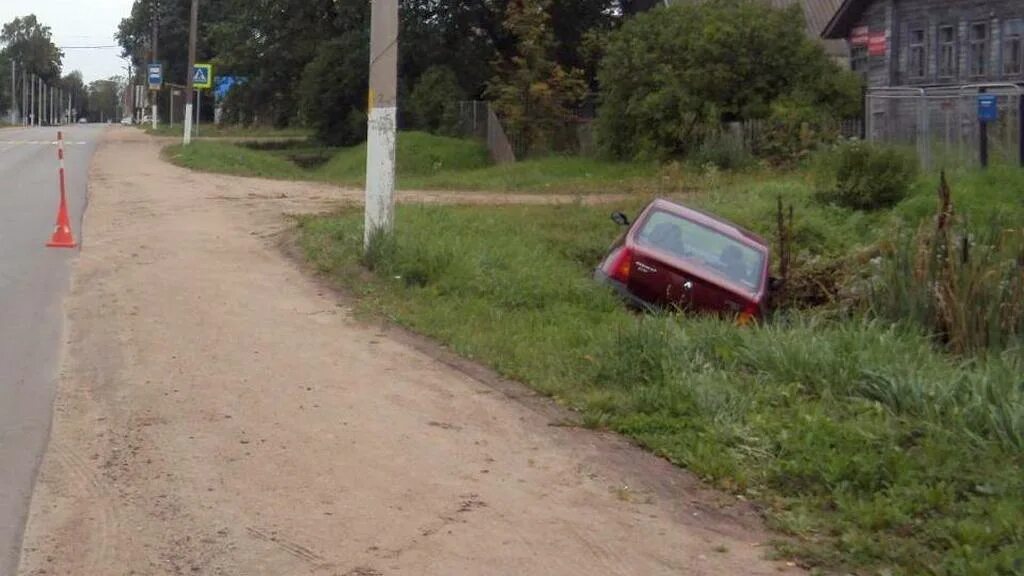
left=635, top=210, right=765, bottom=292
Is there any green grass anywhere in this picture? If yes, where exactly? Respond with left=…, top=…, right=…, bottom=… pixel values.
left=297, top=202, right=1024, bottom=575
left=895, top=165, right=1024, bottom=225
left=317, top=131, right=491, bottom=184
left=164, top=141, right=306, bottom=179
left=145, top=123, right=312, bottom=139
left=165, top=130, right=663, bottom=193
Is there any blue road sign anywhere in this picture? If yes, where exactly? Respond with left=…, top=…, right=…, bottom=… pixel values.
left=978, top=95, right=998, bottom=123
left=214, top=76, right=244, bottom=101
left=148, top=64, right=163, bottom=91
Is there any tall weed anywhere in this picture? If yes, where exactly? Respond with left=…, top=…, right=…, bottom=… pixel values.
left=869, top=176, right=1024, bottom=355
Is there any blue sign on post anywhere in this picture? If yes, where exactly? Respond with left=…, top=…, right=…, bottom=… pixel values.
left=147, top=63, right=163, bottom=91
left=214, top=76, right=243, bottom=102
left=978, top=95, right=998, bottom=123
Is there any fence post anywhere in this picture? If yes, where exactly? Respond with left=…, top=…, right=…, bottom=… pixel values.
left=865, top=92, right=872, bottom=142
left=860, top=85, right=868, bottom=140
left=917, top=92, right=930, bottom=171
left=979, top=87, right=989, bottom=169
left=1019, top=93, right=1023, bottom=168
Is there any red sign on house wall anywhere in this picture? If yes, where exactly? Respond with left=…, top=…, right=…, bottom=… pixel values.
left=851, top=26, right=869, bottom=45
left=868, top=33, right=888, bottom=56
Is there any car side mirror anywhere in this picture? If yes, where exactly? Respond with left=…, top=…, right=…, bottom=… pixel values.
left=769, top=276, right=786, bottom=292
left=611, top=212, right=630, bottom=227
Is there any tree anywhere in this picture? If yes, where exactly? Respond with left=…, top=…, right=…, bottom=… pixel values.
left=407, top=66, right=465, bottom=134
left=596, top=0, right=861, bottom=160
left=295, top=2, right=369, bottom=145
left=115, top=0, right=625, bottom=140
left=1, top=15, right=63, bottom=82
left=486, top=0, right=587, bottom=156
left=88, top=78, right=124, bottom=123
left=61, top=71, right=89, bottom=121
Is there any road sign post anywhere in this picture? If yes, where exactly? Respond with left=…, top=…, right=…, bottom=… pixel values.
left=191, top=64, right=213, bottom=138
left=148, top=64, right=163, bottom=130
left=978, top=92, right=996, bottom=169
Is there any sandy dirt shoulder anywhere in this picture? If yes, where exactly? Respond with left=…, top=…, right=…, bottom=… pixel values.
left=17, top=128, right=799, bottom=576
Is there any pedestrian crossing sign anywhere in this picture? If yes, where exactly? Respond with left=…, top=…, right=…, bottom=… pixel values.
left=193, top=64, right=213, bottom=90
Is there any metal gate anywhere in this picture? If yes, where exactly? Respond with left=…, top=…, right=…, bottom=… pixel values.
left=866, top=84, right=1024, bottom=170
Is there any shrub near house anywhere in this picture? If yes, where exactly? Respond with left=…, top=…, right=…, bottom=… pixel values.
left=597, top=0, right=861, bottom=161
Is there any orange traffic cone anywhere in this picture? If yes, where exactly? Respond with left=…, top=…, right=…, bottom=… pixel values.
left=47, top=131, right=77, bottom=249
left=46, top=191, right=77, bottom=248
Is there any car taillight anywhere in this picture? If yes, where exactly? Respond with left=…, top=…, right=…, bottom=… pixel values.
left=737, top=303, right=759, bottom=326
left=608, top=248, right=632, bottom=283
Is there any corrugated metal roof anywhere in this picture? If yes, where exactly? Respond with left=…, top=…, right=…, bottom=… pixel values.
left=663, top=0, right=848, bottom=57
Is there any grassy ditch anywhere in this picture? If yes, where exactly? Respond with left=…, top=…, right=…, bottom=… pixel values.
left=144, top=124, right=312, bottom=138
left=164, top=131, right=664, bottom=193
left=297, top=201, right=1023, bottom=575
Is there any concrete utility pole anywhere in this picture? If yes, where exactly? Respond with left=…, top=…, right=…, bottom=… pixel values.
left=364, top=0, right=399, bottom=250
left=152, top=0, right=160, bottom=130
left=9, top=60, right=15, bottom=125
left=21, top=69, right=27, bottom=126
left=183, top=0, right=199, bottom=145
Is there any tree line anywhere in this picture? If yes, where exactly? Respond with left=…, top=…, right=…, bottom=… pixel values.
left=1, top=15, right=125, bottom=124
left=111, top=0, right=860, bottom=160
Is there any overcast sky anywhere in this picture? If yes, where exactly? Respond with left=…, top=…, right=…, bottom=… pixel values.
left=2, top=0, right=135, bottom=83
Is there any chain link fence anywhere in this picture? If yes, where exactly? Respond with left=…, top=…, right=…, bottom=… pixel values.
left=454, top=101, right=516, bottom=164
left=454, top=98, right=599, bottom=163
left=866, top=84, right=1024, bottom=170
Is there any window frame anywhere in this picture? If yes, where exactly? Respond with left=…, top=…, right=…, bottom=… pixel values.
left=969, top=21, right=990, bottom=78
left=851, top=45, right=869, bottom=75
left=907, top=26, right=928, bottom=79
left=1004, top=19, right=1024, bottom=76
left=937, top=24, right=957, bottom=79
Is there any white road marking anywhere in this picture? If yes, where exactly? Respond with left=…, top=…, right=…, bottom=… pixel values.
left=0, top=140, right=88, bottom=146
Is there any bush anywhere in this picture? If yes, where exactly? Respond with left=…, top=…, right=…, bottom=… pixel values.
left=815, top=142, right=918, bottom=211
left=688, top=131, right=752, bottom=171
left=754, top=100, right=841, bottom=166
left=596, top=1, right=860, bottom=160
left=408, top=66, right=465, bottom=135
left=297, top=34, right=370, bottom=146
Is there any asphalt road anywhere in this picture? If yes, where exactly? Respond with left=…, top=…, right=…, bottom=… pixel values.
left=0, top=124, right=102, bottom=575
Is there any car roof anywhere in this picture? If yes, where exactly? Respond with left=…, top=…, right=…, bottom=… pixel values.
left=645, top=199, right=769, bottom=251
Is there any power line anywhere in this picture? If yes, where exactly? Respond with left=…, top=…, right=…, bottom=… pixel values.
left=58, top=45, right=120, bottom=50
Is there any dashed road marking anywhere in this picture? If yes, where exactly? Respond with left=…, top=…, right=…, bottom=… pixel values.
left=0, top=140, right=89, bottom=145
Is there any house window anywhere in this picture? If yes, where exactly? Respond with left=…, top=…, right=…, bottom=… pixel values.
left=851, top=45, right=869, bottom=74
left=938, top=25, right=957, bottom=78
left=909, top=27, right=927, bottom=78
left=1005, top=20, right=1024, bottom=76
left=970, top=22, right=989, bottom=77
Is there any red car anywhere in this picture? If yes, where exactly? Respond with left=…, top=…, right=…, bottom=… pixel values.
left=595, top=199, right=774, bottom=321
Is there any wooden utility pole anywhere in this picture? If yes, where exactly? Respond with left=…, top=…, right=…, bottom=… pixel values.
left=364, top=0, right=399, bottom=250
left=183, top=0, right=198, bottom=145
